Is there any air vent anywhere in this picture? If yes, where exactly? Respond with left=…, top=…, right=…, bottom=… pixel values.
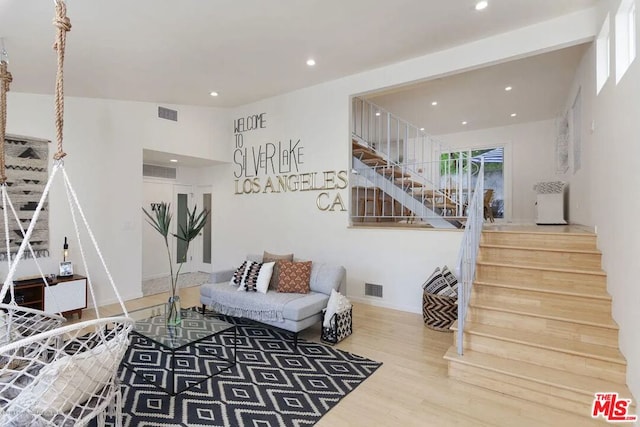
left=143, top=164, right=177, bottom=179
left=365, top=283, right=383, bottom=298
left=158, top=106, right=178, bottom=121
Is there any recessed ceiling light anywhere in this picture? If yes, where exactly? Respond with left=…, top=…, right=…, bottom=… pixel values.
left=431, top=101, right=438, bottom=106
left=170, top=159, right=178, bottom=163
left=462, top=121, right=468, bottom=125
left=306, top=59, right=316, bottom=66
left=420, top=127, right=425, bottom=131
left=375, top=112, right=381, bottom=117
left=510, top=113, right=517, bottom=117
left=504, top=86, right=512, bottom=91
left=475, top=1, right=488, bottom=11
left=209, top=91, right=219, bottom=97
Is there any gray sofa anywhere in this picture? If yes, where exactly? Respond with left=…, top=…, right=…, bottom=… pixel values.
left=200, top=255, right=346, bottom=345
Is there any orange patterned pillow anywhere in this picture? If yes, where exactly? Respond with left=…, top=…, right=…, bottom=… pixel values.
left=277, top=261, right=312, bottom=294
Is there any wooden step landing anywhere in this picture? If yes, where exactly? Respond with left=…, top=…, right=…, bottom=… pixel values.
left=445, top=347, right=635, bottom=417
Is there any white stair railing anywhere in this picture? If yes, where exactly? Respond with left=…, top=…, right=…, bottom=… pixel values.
left=352, top=96, right=473, bottom=226
left=455, top=160, right=485, bottom=355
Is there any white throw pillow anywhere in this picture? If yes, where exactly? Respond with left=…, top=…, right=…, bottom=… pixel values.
left=11, top=334, right=126, bottom=414
left=256, top=262, right=275, bottom=294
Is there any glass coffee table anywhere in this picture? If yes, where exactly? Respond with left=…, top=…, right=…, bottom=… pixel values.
left=120, top=304, right=236, bottom=395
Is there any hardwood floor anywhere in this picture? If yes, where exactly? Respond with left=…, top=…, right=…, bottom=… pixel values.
left=73, top=286, right=605, bottom=426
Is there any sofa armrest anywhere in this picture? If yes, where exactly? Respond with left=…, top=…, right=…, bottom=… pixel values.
left=211, top=269, right=234, bottom=283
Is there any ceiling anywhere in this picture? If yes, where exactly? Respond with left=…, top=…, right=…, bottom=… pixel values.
left=0, top=0, right=597, bottom=108
left=366, top=43, right=590, bottom=136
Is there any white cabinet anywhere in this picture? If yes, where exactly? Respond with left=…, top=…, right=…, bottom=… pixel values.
left=44, top=276, right=87, bottom=317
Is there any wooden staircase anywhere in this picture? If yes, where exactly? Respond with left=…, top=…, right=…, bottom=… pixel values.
left=445, top=226, right=636, bottom=418
left=352, top=139, right=462, bottom=225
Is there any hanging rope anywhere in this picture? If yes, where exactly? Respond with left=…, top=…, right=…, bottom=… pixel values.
left=0, top=60, right=11, bottom=184
left=53, top=0, right=71, bottom=160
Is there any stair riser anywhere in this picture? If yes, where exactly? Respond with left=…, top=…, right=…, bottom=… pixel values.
left=481, top=232, right=598, bottom=250
left=476, top=264, right=607, bottom=290
left=478, top=247, right=602, bottom=270
left=448, top=362, right=595, bottom=417
left=471, top=286, right=611, bottom=315
left=468, top=307, right=619, bottom=348
left=462, top=334, right=626, bottom=383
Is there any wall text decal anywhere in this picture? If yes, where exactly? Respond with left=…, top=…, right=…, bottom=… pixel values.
left=232, top=113, right=346, bottom=212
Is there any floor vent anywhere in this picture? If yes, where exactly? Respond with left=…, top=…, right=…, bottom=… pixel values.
left=158, top=106, right=178, bottom=121
left=143, top=164, right=177, bottom=179
left=365, top=283, right=383, bottom=298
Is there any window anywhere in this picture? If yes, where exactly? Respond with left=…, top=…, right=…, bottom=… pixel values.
left=615, top=0, right=637, bottom=83
left=596, top=14, right=611, bottom=94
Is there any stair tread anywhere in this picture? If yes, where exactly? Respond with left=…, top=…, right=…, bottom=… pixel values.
left=480, top=243, right=601, bottom=255
left=477, top=260, right=606, bottom=276
left=352, top=148, right=383, bottom=160
left=454, top=321, right=625, bottom=363
left=395, top=178, right=423, bottom=187
left=471, top=301, right=618, bottom=329
left=482, top=229, right=596, bottom=237
left=362, top=158, right=387, bottom=167
left=444, top=347, right=632, bottom=396
left=474, top=280, right=611, bottom=300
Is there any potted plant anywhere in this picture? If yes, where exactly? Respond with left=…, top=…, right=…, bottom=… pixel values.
left=143, top=202, right=209, bottom=325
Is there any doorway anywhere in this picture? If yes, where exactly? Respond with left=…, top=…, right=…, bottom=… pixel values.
left=172, top=184, right=212, bottom=274
left=440, top=145, right=509, bottom=221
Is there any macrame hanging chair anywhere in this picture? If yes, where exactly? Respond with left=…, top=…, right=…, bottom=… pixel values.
left=0, top=2, right=134, bottom=426
left=0, top=41, right=66, bottom=346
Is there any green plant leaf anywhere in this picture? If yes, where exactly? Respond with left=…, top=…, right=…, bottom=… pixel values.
left=142, top=202, right=172, bottom=238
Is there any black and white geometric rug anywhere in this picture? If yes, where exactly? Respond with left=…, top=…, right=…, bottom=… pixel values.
left=93, top=310, right=382, bottom=426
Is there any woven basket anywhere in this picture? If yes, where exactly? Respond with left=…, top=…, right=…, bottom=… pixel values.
left=422, top=291, right=457, bottom=332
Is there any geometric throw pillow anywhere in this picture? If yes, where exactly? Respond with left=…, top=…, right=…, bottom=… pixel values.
left=277, top=260, right=312, bottom=294
left=441, top=265, right=459, bottom=293
left=263, top=251, right=294, bottom=290
left=230, top=261, right=249, bottom=286
left=242, top=262, right=263, bottom=292
left=423, top=267, right=456, bottom=297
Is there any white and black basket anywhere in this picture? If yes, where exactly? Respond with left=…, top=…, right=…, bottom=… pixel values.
left=321, top=307, right=353, bottom=345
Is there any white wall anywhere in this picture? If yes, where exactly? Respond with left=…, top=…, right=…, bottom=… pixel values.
left=438, top=119, right=557, bottom=223
left=560, top=0, right=640, bottom=401
left=5, top=93, right=225, bottom=307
